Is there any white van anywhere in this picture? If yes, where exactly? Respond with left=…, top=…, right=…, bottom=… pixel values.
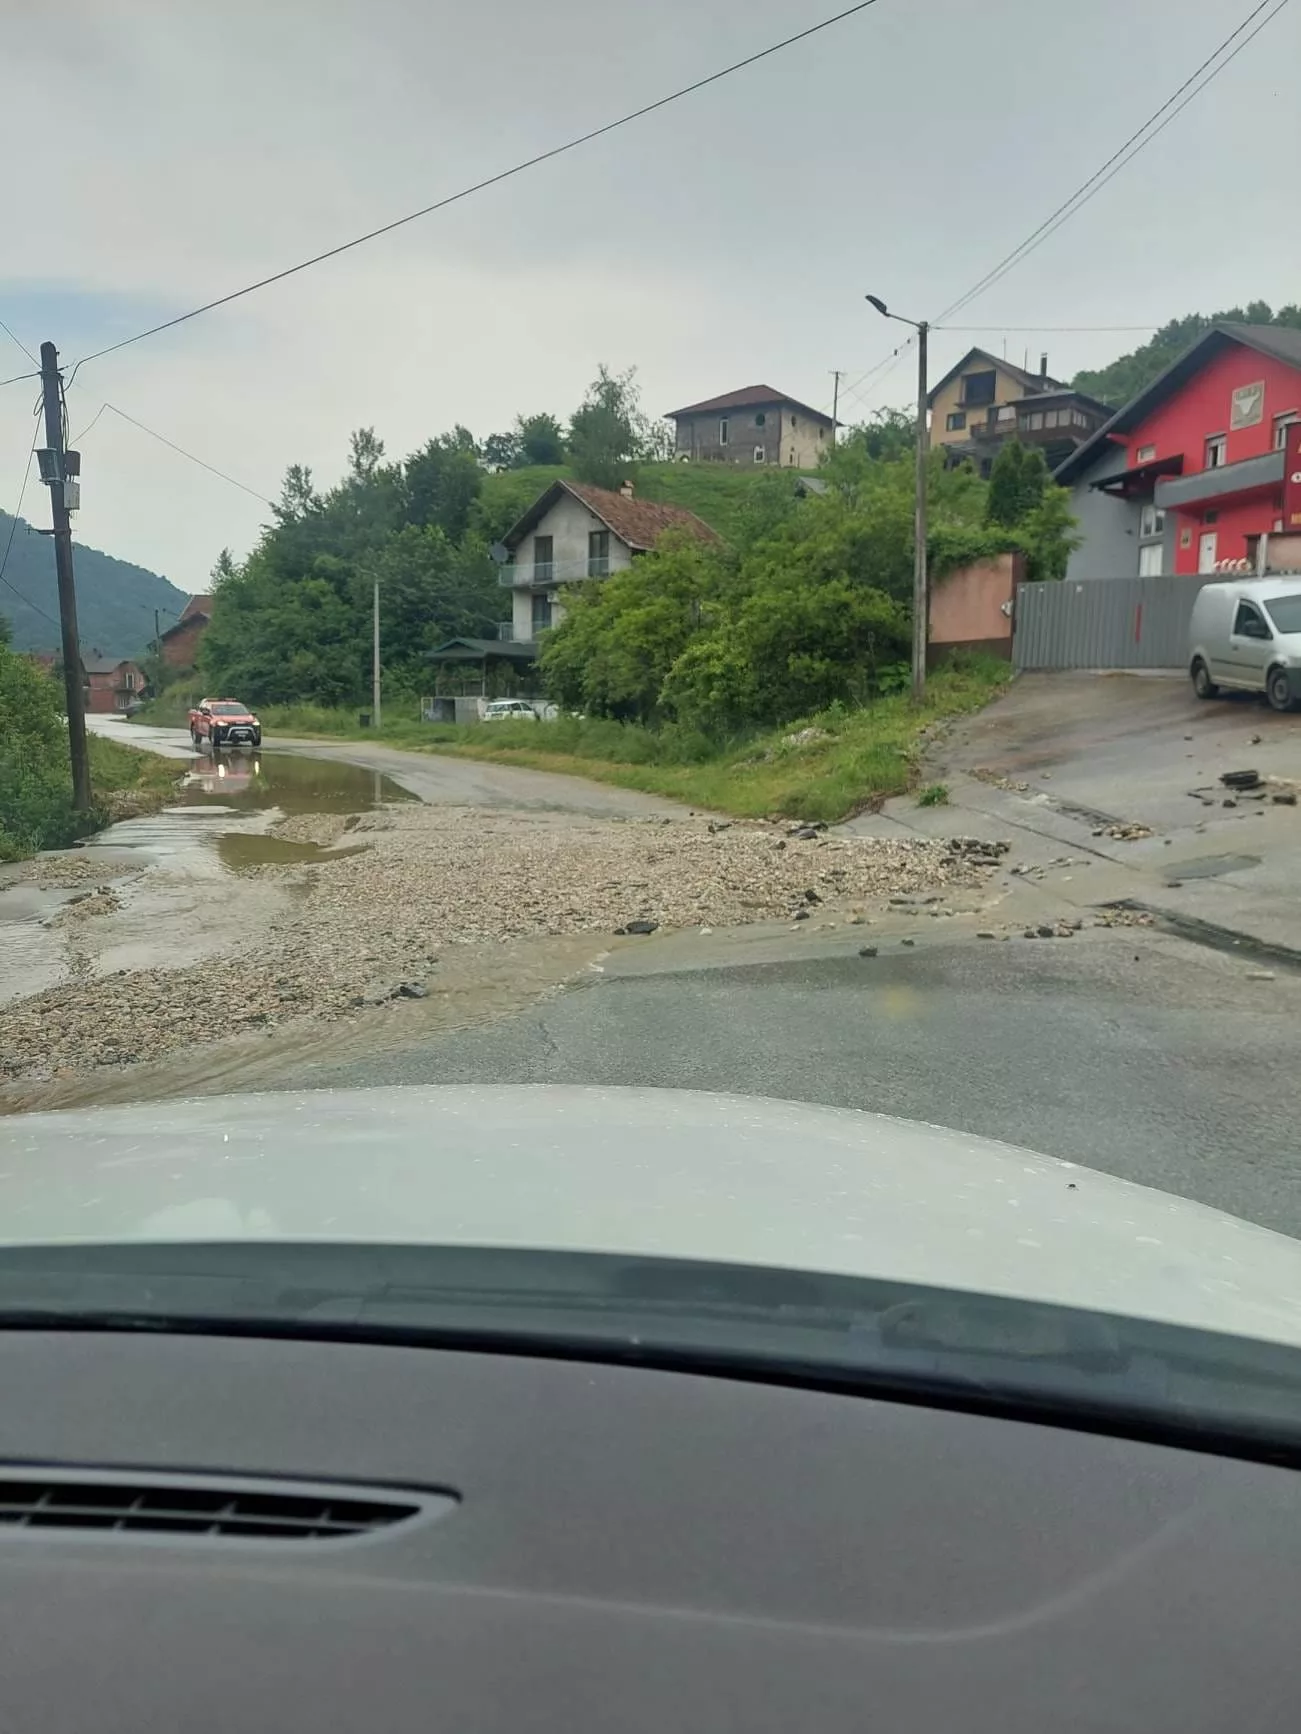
left=1188, top=577, right=1301, bottom=711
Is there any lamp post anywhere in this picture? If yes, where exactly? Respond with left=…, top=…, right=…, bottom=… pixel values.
left=866, top=295, right=929, bottom=702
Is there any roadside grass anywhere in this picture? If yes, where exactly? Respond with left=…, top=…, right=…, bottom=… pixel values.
left=228, top=657, right=1009, bottom=822
left=0, top=731, right=178, bottom=862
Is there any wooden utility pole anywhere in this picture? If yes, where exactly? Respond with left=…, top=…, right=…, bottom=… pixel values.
left=372, top=578, right=382, bottom=730
left=830, top=370, right=843, bottom=445
left=911, top=321, right=929, bottom=703
left=39, top=342, right=92, bottom=810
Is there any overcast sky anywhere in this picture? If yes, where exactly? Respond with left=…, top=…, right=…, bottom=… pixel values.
left=2, top=0, right=1298, bottom=597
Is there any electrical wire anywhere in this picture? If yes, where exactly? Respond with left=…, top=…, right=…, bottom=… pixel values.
left=936, top=324, right=1162, bottom=334
left=834, top=0, right=1290, bottom=416
left=0, top=317, right=38, bottom=367
left=67, top=0, right=883, bottom=381
left=74, top=402, right=274, bottom=505
left=0, top=368, right=41, bottom=391
left=934, top=0, right=1291, bottom=326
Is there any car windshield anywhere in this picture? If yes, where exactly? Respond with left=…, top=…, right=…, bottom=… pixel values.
left=4, top=0, right=1301, bottom=1475
left=1264, top=595, right=1301, bottom=633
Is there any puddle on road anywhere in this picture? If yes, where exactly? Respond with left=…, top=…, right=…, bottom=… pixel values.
left=1164, top=852, right=1262, bottom=881
left=1, top=751, right=413, bottom=1005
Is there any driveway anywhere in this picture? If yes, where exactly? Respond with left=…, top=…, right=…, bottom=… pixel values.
left=844, top=672, right=1301, bottom=961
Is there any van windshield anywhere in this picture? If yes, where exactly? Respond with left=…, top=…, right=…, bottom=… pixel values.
left=1264, top=596, right=1301, bottom=634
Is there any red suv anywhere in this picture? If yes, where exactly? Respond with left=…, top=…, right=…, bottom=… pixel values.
left=189, top=698, right=262, bottom=751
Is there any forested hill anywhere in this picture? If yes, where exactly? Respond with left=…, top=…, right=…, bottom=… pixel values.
left=1073, top=302, right=1301, bottom=408
left=0, top=513, right=186, bottom=656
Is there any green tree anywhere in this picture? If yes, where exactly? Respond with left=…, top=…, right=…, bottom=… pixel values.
left=210, top=547, right=239, bottom=587
left=1073, top=302, right=1301, bottom=405
left=568, top=365, right=649, bottom=490
left=540, top=534, right=722, bottom=723
left=404, top=433, right=483, bottom=541
left=985, top=440, right=1049, bottom=528
left=515, top=412, right=566, bottom=467
left=481, top=430, right=520, bottom=471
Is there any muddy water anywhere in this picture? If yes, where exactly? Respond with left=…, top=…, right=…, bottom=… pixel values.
left=1, top=752, right=412, bottom=1005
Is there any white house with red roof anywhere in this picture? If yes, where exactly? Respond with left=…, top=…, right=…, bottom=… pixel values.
left=497, top=478, right=720, bottom=646
left=667, top=385, right=836, bottom=469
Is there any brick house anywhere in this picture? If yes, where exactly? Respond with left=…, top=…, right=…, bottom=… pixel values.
left=82, top=652, right=146, bottom=713
left=667, top=385, right=836, bottom=469
left=159, top=593, right=214, bottom=670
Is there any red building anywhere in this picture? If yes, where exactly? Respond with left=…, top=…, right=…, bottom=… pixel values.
left=82, top=652, right=146, bottom=713
left=1057, top=325, right=1301, bottom=579
left=159, top=593, right=213, bottom=670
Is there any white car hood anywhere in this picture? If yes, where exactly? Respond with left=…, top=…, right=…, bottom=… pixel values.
left=3, top=1085, right=1301, bottom=1347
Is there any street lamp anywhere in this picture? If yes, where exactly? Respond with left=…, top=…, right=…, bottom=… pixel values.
left=867, top=294, right=929, bottom=702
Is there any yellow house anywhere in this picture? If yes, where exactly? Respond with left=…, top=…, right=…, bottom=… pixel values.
left=928, top=347, right=1111, bottom=475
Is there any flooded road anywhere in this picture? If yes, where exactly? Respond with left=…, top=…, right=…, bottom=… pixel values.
left=0, top=748, right=412, bottom=1006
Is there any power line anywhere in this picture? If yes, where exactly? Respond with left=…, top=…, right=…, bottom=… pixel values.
left=68, top=1, right=883, bottom=380
left=935, top=0, right=1290, bottom=326
left=0, top=316, right=38, bottom=367
left=75, top=401, right=274, bottom=505
left=0, top=421, right=61, bottom=630
left=835, top=0, right=1289, bottom=415
left=936, top=324, right=1162, bottom=334
left=0, top=367, right=41, bottom=391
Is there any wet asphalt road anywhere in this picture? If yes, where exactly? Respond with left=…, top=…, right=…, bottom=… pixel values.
left=277, top=927, right=1301, bottom=1238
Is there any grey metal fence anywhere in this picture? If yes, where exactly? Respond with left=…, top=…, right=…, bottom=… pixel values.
left=1013, top=576, right=1205, bottom=671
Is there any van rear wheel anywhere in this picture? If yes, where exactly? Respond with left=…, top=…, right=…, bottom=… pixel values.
left=1267, top=666, right=1295, bottom=712
left=1191, top=659, right=1218, bottom=700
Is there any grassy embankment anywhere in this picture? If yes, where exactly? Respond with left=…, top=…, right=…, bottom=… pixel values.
left=0, top=731, right=178, bottom=862
left=138, top=659, right=1009, bottom=824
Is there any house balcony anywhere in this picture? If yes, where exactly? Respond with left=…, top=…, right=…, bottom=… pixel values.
left=1154, top=448, right=1284, bottom=514
left=498, top=558, right=611, bottom=587
left=496, top=622, right=536, bottom=645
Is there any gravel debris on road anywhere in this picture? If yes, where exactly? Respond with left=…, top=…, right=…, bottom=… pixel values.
left=1, top=807, right=998, bottom=1083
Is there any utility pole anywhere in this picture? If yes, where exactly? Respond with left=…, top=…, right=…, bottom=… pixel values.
left=829, top=370, right=843, bottom=445
left=865, top=296, right=930, bottom=702
left=39, top=342, right=92, bottom=810
left=912, top=321, right=929, bottom=704
left=372, top=579, right=382, bottom=730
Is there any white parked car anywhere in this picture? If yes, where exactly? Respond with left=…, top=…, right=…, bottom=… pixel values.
left=481, top=699, right=539, bottom=723
left=1189, top=577, right=1301, bottom=711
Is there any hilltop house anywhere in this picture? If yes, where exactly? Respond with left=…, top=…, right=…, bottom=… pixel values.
left=928, top=348, right=1111, bottom=474
left=667, top=386, right=836, bottom=469
left=82, top=652, right=146, bottom=714
left=159, top=593, right=214, bottom=670
left=1054, top=323, right=1301, bottom=580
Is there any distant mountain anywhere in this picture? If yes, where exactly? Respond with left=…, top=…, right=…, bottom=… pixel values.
left=0, top=513, right=187, bottom=657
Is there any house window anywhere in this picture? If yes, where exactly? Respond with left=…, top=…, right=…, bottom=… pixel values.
left=1205, top=434, right=1227, bottom=468
left=1203, top=509, right=1218, bottom=525
left=1136, top=443, right=1156, bottom=462
left=1138, top=542, right=1163, bottom=576
left=946, top=411, right=966, bottom=432
left=1026, top=412, right=1043, bottom=430
left=1139, top=503, right=1165, bottom=539
left=719, top=418, right=730, bottom=445
left=996, top=405, right=1016, bottom=423
left=587, top=530, right=610, bottom=577
left=1275, top=413, right=1300, bottom=449
left=790, top=415, right=798, bottom=428
left=755, top=412, right=766, bottom=427
left=533, top=534, right=554, bottom=581
left=531, top=592, right=553, bottom=634
left=961, top=370, right=997, bottom=407
left=818, top=425, right=825, bottom=439
left=753, top=445, right=766, bottom=463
